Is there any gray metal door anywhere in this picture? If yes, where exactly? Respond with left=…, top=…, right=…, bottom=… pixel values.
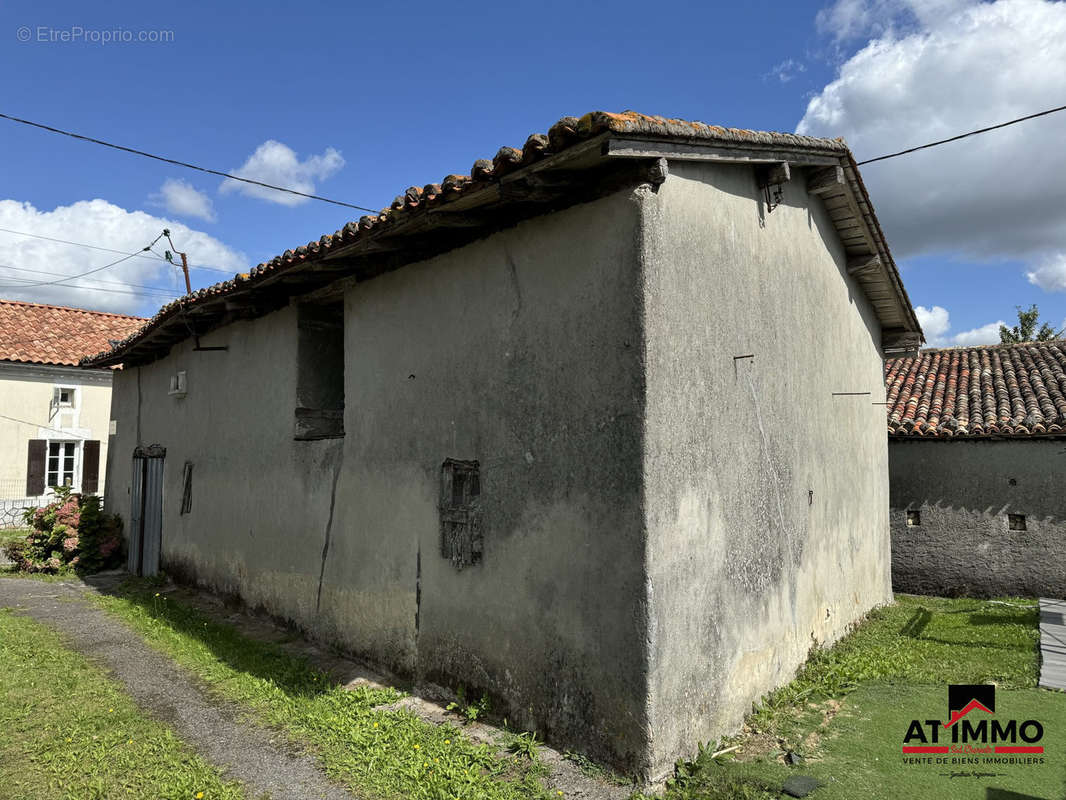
left=128, top=445, right=165, bottom=576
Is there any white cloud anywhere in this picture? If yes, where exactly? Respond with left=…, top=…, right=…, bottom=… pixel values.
left=153, top=178, right=216, bottom=222
left=0, top=199, right=247, bottom=315
left=913, top=304, right=1005, bottom=346
left=800, top=0, right=1066, bottom=286
left=815, top=0, right=970, bottom=42
left=914, top=305, right=949, bottom=343
left=950, top=321, right=1006, bottom=346
left=767, top=58, right=807, bottom=83
left=1027, top=253, right=1066, bottom=292
left=815, top=0, right=904, bottom=42
left=220, top=141, right=345, bottom=206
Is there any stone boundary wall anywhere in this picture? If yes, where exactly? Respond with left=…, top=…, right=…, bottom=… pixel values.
left=890, top=438, right=1066, bottom=598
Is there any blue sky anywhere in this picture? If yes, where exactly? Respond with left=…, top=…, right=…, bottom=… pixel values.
left=2, top=0, right=1065, bottom=346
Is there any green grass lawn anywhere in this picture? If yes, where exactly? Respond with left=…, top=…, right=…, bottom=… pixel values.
left=93, top=581, right=555, bottom=800
left=641, top=595, right=1065, bottom=800
left=15, top=571, right=1061, bottom=800
left=0, top=527, right=30, bottom=549
left=0, top=607, right=246, bottom=800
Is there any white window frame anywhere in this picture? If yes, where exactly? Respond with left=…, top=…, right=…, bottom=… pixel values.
left=46, top=440, right=80, bottom=490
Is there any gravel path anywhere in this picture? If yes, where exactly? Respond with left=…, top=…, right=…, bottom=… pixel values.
left=0, top=577, right=359, bottom=800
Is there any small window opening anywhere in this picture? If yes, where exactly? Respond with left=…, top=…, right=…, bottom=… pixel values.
left=1008, top=513, right=1027, bottom=531
left=57, top=388, right=74, bottom=406
left=180, top=462, right=193, bottom=515
left=907, top=509, right=921, bottom=527
left=440, top=459, right=482, bottom=569
left=294, top=302, right=344, bottom=440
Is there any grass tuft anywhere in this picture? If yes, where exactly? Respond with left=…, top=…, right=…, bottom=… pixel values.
left=654, top=595, right=1051, bottom=800
left=745, top=594, right=1039, bottom=733
left=93, top=579, right=554, bottom=800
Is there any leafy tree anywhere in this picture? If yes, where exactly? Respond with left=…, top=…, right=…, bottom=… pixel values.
left=999, top=305, right=1061, bottom=343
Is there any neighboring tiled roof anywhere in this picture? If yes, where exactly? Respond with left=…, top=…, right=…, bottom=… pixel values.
left=0, top=299, right=145, bottom=367
left=83, top=110, right=922, bottom=367
left=885, top=340, right=1066, bottom=437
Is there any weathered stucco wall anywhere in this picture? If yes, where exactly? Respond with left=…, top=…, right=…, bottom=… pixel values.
left=105, top=303, right=343, bottom=626
left=890, top=438, right=1066, bottom=597
left=105, top=189, right=650, bottom=770
left=638, top=161, right=892, bottom=777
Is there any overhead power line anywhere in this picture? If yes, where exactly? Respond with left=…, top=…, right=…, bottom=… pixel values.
left=0, top=277, right=176, bottom=300
left=0, top=112, right=377, bottom=213
left=0, top=232, right=164, bottom=290
left=858, top=102, right=1066, bottom=165
left=0, top=226, right=234, bottom=274
left=0, top=412, right=90, bottom=439
left=0, top=264, right=179, bottom=297
left=0, top=271, right=179, bottom=300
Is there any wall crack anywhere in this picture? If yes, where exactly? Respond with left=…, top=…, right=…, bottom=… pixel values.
left=315, top=444, right=344, bottom=614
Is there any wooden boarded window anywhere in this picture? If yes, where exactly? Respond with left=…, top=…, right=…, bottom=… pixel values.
left=82, top=440, right=101, bottom=494
left=294, top=302, right=344, bottom=440
left=26, top=439, right=46, bottom=497
left=440, top=459, right=482, bottom=569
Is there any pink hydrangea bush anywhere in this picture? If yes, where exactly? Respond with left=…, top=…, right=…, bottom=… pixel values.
left=3, top=487, right=123, bottom=574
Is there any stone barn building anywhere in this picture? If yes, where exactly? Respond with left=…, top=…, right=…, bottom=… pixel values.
left=85, top=111, right=922, bottom=778
left=886, top=340, right=1066, bottom=598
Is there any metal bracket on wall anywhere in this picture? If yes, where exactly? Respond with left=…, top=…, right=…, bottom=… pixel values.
left=733, top=353, right=754, bottom=380
left=755, top=162, right=791, bottom=214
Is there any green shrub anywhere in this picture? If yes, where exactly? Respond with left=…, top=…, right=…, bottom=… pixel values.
left=3, top=487, right=123, bottom=575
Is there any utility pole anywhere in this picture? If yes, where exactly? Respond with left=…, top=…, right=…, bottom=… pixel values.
left=162, top=228, right=228, bottom=353
left=163, top=228, right=191, bottom=294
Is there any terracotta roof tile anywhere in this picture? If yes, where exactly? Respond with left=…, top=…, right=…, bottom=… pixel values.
left=0, top=299, right=144, bottom=367
left=82, top=109, right=920, bottom=367
left=885, top=340, right=1066, bottom=437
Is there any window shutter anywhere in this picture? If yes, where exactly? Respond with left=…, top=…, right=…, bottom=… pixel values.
left=26, top=440, right=46, bottom=497
left=82, top=440, right=101, bottom=494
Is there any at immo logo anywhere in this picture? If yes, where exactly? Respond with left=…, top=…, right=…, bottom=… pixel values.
left=902, top=684, right=1044, bottom=755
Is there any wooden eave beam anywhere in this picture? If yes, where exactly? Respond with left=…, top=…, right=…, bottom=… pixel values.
left=882, top=327, right=923, bottom=353
left=806, top=166, right=846, bottom=195
left=847, top=254, right=882, bottom=275
left=756, top=162, right=791, bottom=189
left=603, top=137, right=842, bottom=167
